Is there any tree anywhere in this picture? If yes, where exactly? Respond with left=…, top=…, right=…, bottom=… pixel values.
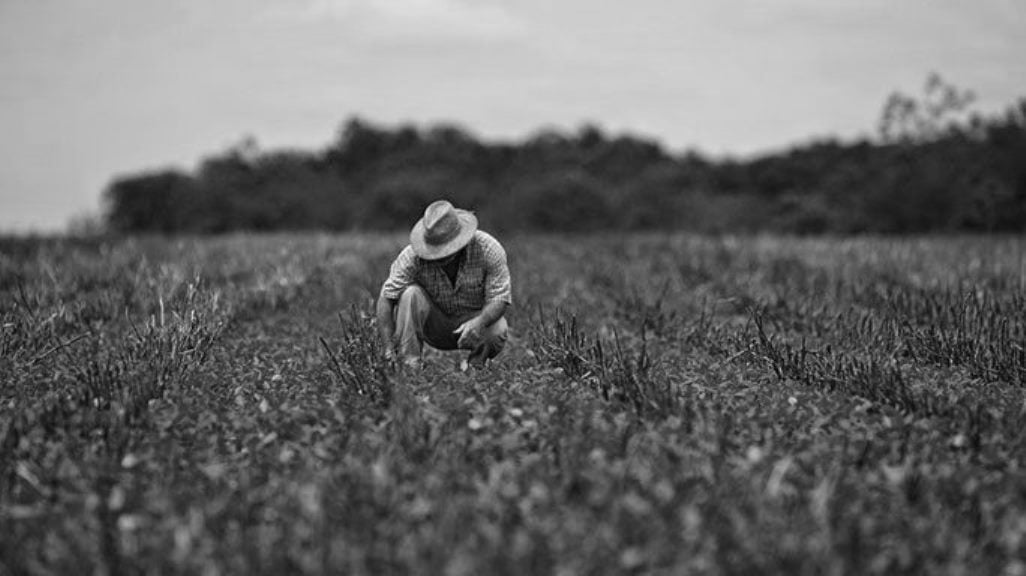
left=878, top=72, right=976, bottom=144
left=515, top=170, right=616, bottom=232
left=104, top=170, right=193, bottom=233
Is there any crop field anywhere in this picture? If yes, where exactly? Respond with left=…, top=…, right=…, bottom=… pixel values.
left=2, top=232, right=1026, bottom=575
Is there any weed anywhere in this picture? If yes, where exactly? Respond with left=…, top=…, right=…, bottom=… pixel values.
left=321, top=306, right=393, bottom=407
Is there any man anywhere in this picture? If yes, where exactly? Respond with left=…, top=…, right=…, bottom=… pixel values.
left=377, top=200, right=512, bottom=370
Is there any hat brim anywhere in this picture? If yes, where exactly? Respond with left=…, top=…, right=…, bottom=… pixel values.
left=410, top=210, right=478, bottom=260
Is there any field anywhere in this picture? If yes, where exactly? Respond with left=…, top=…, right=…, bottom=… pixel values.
left=2, top=232, right=1026, bottom=575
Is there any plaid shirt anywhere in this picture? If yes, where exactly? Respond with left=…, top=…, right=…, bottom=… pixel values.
left=380, top=231, right=513, bottom=317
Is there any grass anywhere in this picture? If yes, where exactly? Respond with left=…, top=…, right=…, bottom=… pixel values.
left=1, top=232, right=1025, bottom=575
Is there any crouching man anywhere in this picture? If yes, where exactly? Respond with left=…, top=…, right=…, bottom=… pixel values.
left=376, top=200, right=512, bottom=370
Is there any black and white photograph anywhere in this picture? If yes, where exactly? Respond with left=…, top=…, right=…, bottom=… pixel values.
left=2, top=0, right=1025, bottom=573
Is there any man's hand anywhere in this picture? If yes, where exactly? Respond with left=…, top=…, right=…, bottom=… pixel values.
left=454, top=317, right=484, bottom=349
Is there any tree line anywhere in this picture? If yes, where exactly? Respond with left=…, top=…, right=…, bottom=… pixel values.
left=104, top=76, right=1026, bottom=235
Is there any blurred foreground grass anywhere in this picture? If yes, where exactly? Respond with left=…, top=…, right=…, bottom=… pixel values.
left=2, top=232, right=1025, bottom=575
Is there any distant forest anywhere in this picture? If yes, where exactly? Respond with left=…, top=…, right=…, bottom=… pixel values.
left=105, top=75, right=1026, bottom=235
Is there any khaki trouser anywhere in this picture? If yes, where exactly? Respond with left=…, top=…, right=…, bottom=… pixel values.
left=395, top=285, right=508, bottom=367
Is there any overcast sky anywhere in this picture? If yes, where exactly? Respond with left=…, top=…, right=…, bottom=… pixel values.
left=1, top=0, right=1023, bottom=232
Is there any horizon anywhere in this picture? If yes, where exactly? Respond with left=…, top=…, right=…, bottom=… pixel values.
left=2, top=0, right=1024, bottom=232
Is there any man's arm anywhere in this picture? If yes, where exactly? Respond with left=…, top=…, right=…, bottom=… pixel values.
left=456, top=232, right=513, bottom=348
left=476, top=300, right=508, bottom=328
left=479, top=232, right=512, bottom=309
left=376, top=294, right=397, bottom=358
left=377, top=246, right=418, bottom=357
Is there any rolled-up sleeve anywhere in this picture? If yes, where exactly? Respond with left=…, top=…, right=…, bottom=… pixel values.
left=380, top=246, right=418, bottom=301
left=481, top=235, right=512, bottom=306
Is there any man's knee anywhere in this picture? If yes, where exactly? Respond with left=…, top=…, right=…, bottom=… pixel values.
left=397, top=285, right=430, bottom=313
left=485, top=316, right=509, bottom=349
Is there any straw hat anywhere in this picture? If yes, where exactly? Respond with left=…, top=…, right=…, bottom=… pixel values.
left=410, top=200, right=478, bottom=260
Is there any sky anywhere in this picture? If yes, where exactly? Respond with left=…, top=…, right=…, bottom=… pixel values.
left=1, top=0, right=1024, bottom=232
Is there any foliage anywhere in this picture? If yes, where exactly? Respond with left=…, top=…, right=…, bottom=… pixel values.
left=102, top=77, right=1026, bottom=235
left=3, top=232, right=1026, bottom=574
